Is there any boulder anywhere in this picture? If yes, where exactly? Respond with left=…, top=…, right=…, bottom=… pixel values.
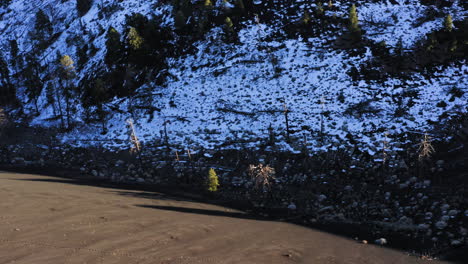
left=375, top=238, right=387, bottom=245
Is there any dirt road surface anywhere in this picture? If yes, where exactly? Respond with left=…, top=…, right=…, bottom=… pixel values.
left=0, top=172, right=446, bottom=264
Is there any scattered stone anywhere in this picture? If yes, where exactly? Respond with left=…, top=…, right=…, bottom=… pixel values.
left=435, top=221, right=448, bottom=230
left=448, top=210, right=458, bottom=217
left=361, top=240, right=368, bottom=244
left=137, top=178, right=145, bottom=183
left=441, top=204, right=450, bottom=211
left=318, top=194, right=327, bottom=202
left=418, top=224, right=430, bottom=230
left=423, top=180, right=431, bottom=187
left=399, top=183, right=409, bottom=189
left=375, top=238, right=387, bottom=245
left=287, top=203, right=297, bottom=210
left=441, top=215, right=450, bottom=222
left=11, top=157, right=25, bottom=165
left=398, top=216, right=414, bottom=225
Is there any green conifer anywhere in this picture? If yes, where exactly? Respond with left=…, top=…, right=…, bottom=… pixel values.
left=204, top=0, right=213, bottom=8
left=444, top=14, right=453, bottom=32
left=348, top=4, right=360, bottom=32
left=225, top=17, right=234, bottom=32
left=316, top=2, right=324, bottom=16
left=174, top=10, right=187, bottom=29
left=104, top=26, right=122, bottom=67
left=76, top=0, right=93, bottom=17
left=302, top=10, right=311, bottom=25
left=237, top=0, right=245, bottom=10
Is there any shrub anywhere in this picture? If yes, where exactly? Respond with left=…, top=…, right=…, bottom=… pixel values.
left=207, top=168, right=219, bottom=192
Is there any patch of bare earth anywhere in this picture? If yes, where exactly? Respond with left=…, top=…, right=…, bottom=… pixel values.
left=0, top=172, right=446, bottom=264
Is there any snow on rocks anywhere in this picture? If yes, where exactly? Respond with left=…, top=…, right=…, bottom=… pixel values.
left=374, top=238, right=387, bottom=246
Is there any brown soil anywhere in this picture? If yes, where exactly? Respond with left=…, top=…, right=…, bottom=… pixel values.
left=0, top=172, right=447, bottom=264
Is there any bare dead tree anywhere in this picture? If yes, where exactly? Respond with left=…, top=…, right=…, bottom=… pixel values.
left=283, top=103, right=290, bottom=141
left=126, top=119, right=141, bottom=154
left=418, top=132, right=435, bottom=161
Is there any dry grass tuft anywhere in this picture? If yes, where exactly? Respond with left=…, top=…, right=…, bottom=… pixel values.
left=248, top=164, right=275, bottom=190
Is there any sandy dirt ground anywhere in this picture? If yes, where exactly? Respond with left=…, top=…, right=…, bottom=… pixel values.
left=0, top=172, right=448, bottom=264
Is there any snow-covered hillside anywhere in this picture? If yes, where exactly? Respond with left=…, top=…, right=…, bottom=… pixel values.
left=1, top=0, right=467, bottom=154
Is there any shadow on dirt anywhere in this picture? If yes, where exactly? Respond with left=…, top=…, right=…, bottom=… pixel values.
left=5, top=172, right=467, bottom=264
left=136, top=204, right=263, bottom=221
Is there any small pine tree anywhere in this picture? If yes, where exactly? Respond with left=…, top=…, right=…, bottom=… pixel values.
left=0, top=0, right=12, bottom=8
left=316, top=2, right=324, bottom=16
left=31, top=9, right=53, bottom=50
left=45, top=83, right=55, bottom=111
left=444, top=14, right=453, bottom=32
left=302, top=10, right=311, bottom=25
left=34, top=9, right=53, bottom=36
left=225, top=17, right=234, bottom=32
left=204, top=0, right=213, bottom=8
left=236, top=0, right=245, bottom=10
left=348, top=4, right=360, bottom=32
left=0, top=53, right=11, bottom=89
left=449, top=39, right=457, bottom=52
left=127, top=27, right=144, bottom=50
left=174, top=10, right=186, bottom=29
left=207, top=168, right=219, bottom=192
left=104, top=26, right=122, bottom=67
left=9, top=39, right=18, bottom=59
left=76, top=0, right=93, bottom=17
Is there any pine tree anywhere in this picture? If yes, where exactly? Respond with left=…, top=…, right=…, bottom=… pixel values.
left=444, top=14, right=453, bottom=32
left=76, top=0, right=93, bottom=17
left=92, top=78, right=107, bottom=133
left=0, top=53, right=10, bottom=87
left=207, top=168, right=219, bottom=192
left=348, top=4, right=360, bottom=32
left=9, top=39, right=22, bottom=70
left=0, top=0, right=11, bottom=8
left=45, top=82, right=56, bottom=115
left=9, top=40, right=18, bottom=59
left=316, top=2, right=324, bottom=16
left=31, top=9, right=53, bottom=50
left=174, top=10, right=187, bottom=29
left=0, top=53, right=15, bottom=105
left=236, top=0, right=245, bottom=10
left=127, top=27, right=144, bottom=50
left=204, top=0, right=213, bottom=8
left=225, top=17, right=234, bottom=32
left=23, top=55, right=43, bottom=114
left=104, top=26, right=122, bottom=67
left=301, top=10, right=311, bottom=25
